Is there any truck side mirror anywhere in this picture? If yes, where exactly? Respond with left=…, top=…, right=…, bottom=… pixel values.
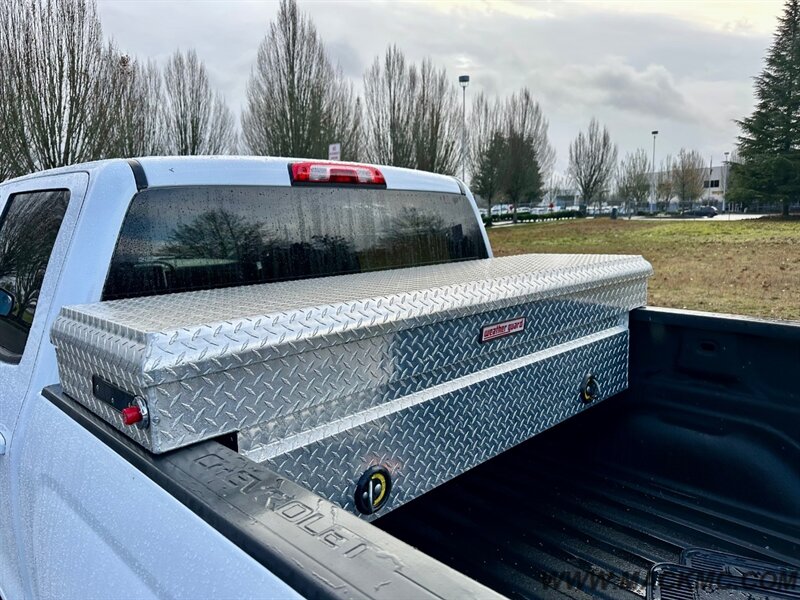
left=0, top=289, right=14, bottom=318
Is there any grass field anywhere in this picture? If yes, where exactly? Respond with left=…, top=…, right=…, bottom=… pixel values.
left=487, top=218, right=800, bottom=321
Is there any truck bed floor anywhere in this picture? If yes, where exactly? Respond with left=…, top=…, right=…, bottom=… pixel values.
left=377, top=395, right=800, bottom=599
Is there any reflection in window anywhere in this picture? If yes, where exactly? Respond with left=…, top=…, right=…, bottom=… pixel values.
left=0, top=190, right=70, bottom=356
left=103, top=186, right=487, bottom=300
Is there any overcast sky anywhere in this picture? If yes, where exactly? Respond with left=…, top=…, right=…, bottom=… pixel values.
left=97, top=0, right=784, bottom=176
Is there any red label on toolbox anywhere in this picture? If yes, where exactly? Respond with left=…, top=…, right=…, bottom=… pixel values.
left=480, top=317, right=526, bottom=343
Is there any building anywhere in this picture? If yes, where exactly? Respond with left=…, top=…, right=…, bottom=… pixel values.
left=648, top=163, right=731, bottom=211
left=700, top=164, right=729, bottom=204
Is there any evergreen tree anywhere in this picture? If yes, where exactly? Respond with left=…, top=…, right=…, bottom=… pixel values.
left=471, top=132, right=506, bottom=221
left=733, top=0, right=800, bottom=216
left=501, top=132, right=542, bottom=223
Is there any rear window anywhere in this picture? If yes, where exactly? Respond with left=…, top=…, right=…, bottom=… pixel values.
left=102, top=186, right=487, bottom=300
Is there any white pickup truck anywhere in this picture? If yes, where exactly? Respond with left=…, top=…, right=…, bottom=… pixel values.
left=0, top=157, right=797, bottom=600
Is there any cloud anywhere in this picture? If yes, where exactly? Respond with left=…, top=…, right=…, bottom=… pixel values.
left=546, top=62, right=696, bottom=122
left=326, top=39, right=365, bottom=80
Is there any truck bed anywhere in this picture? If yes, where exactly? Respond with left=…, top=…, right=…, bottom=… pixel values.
left=45, top=307, right=800, bottom=599
left=377, top=307, right=800, bottom=598
left=377, top=403, right=800, bottom=598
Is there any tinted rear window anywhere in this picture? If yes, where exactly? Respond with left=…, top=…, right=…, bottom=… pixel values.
left=102, top=186, right=487, bottom=300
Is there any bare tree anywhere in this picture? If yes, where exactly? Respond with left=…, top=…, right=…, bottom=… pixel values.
left=110, top=55, right=166, bottom=157
left=323, top=83, right=362, bottom=161
left=163, top=49, right=236, bottom=155
left=411, top=59, right=460, bottom=174
left=165, top=210, right=265, bottom=262
left=0, top=0, right=122, bottom=175
left=504, top=89, right=556, bottom=180
left=671, top=148, right=706, bottom=210
left=547, top=173, right=570, bottom=206
left=0, top=191, right=68, bottom=323
left=0, top=148, right=12, bottom=182
left=363, top=46, right=416, bottom=167
left=568, top=119, right=618, bottom=209
left=617, top=149, right=651, bottom=218
left=363, top=46, right=459, bottom=174
left=469, top=93, right=500, bottom=171
left=655, top=155, right=674, bottom=212
left=242, top=0, right=360, bottom=160
left=0, top=93, right=15, bottom=181
left=381, top=207, right=450, bottom=265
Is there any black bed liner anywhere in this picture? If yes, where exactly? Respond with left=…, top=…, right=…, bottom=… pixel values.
left=377, top=308, right=800, bottom=599
left=377, top=411, right=799, bottom=599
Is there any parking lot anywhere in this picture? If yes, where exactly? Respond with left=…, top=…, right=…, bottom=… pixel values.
left=632, top=213, right=766, bottom=222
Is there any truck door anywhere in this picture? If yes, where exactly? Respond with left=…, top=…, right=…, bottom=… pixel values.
left=0, top=173, right=88, bottom=599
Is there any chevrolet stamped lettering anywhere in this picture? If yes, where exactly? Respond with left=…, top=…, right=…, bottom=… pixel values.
left=480, top=317, right=526, bottom=343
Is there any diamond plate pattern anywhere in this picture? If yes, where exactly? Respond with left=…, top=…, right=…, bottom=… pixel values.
left=264, top=328, right=630, bottom=518
left=51, top=253, right=651, bottom=453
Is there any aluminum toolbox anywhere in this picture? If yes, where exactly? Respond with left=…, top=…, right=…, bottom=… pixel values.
left=51, top=253, right=652, bottom=515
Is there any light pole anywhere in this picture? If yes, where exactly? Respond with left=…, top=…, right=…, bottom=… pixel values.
left=459, top=75, right=470, bottom=182
left=723, top=151, right=730, bottom=213
left=651, top=130, right=658, bottom=213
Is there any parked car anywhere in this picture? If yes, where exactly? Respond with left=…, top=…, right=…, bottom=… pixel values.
left=681, top=205, right=718, bottom=217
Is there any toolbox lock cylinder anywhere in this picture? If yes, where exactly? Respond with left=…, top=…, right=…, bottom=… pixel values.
left=354, top=466, right=392, bottom=515
left=121, top=397, right=150, bottom=429
left=580, top=374, right=601, bottom=404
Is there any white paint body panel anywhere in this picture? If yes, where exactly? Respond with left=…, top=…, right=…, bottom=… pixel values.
left=0, top=157, right=487, bottom=599
left=14, top=396, right=302, bottom=600
left=0, top=171, right=90, bottom=600
left=132, top=155, right=463, bottom=194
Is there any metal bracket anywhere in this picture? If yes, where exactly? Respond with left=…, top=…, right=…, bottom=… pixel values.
left=134, top=396, right=150, bottom=429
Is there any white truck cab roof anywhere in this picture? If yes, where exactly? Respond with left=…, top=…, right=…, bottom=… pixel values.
left=3, top=156, right=465, bottom=195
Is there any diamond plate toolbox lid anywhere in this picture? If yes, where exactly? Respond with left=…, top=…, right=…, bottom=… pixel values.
left=50, top=253, right=652, bottom=453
